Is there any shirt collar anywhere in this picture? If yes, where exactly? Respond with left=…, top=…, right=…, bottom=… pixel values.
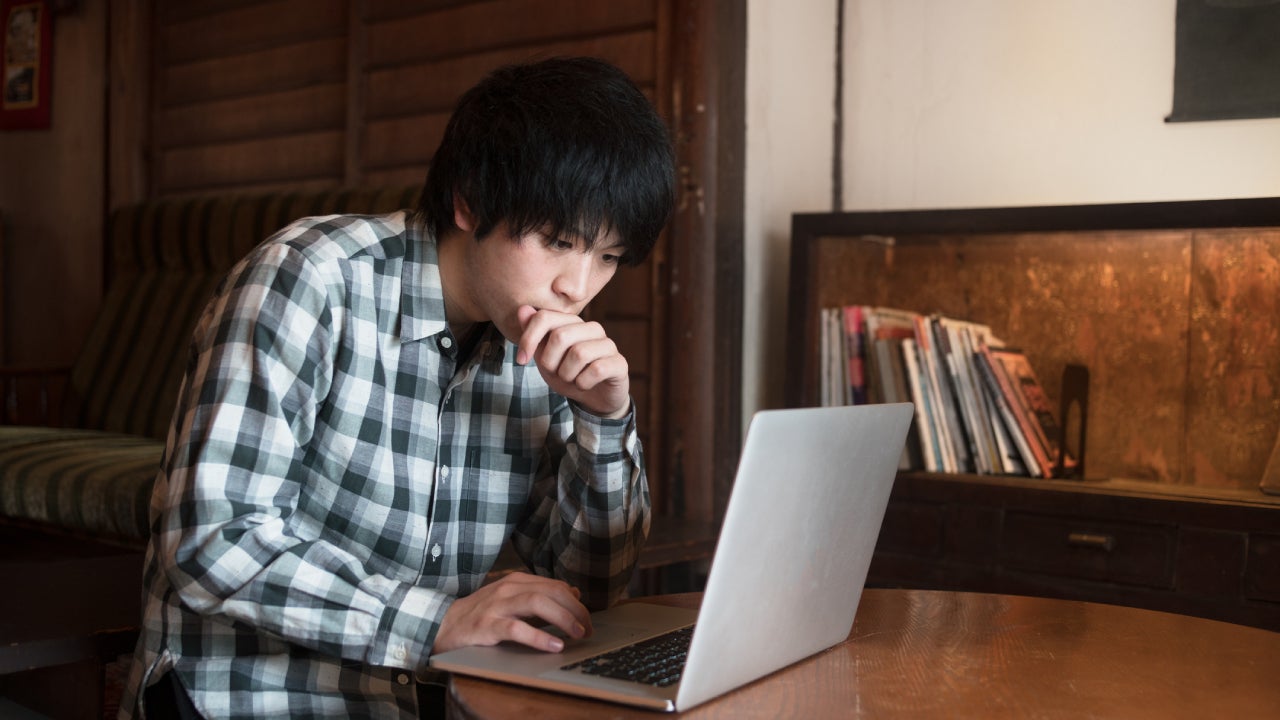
left=398, top=215, right=509, bottom=375
left=399, top=214, right=448, bottom=343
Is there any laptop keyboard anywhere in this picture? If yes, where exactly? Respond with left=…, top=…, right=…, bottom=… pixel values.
left=560, top=624, right=695, bottom=687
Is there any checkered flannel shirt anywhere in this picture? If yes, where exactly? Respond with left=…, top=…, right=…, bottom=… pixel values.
left=120, top=212, right=650, bottom=719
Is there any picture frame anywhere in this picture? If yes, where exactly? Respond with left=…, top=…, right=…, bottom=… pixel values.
left=1, top=0, right=51, bottom=130
left=1167, top=0, right=1280, bottom=123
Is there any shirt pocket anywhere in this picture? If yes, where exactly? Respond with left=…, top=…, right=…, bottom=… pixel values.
left=457, top=450, right=538, bottom=574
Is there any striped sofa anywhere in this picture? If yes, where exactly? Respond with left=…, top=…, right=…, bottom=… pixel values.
left=0, top=186, right=420, bottom=546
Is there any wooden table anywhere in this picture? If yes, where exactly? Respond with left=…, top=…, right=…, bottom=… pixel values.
left=445, top=588, right=1280, bottom=719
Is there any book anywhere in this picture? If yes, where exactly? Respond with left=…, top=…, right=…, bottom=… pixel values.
left=862, top=306, right=917, bottom=405
left=901, top=337, right=943, bottom=472
left=934, top=317, right=999, bottom=474
left=908, top=315, right=957, bottom=472
left=843, top=306, right=866, bottom=405
left=817, top=304, right=1067, bottom=480
left=975, top=346, right=1045, bottom=477
left=820, top=308, right=849, bottom=407
left=985, top=346, right=1074, bottom=476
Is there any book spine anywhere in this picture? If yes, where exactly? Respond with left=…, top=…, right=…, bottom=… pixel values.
left=975, top=348, right=1043, bottom=477
left=902, top=337, right=942, bottom=472
left=982, top=346, right=1052, bottom=476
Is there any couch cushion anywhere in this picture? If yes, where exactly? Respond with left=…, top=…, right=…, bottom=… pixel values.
left=0, top=427, right=162, bottom=543
left=68, top=186, right=421, bottom=441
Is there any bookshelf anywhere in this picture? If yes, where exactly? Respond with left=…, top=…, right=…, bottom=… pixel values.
left=786, top=198, right=1280, bottom=631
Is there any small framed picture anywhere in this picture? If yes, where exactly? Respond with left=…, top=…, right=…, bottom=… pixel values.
left=1, top=0, right=51, bottom=130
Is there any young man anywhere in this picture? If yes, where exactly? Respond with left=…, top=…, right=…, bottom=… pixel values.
left=121, top=56, right=675, bottom=719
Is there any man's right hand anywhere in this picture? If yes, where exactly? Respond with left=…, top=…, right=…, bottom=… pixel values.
left=432, top=572, right=593, bottom=654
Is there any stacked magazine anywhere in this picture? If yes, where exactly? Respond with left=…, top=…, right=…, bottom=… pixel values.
left=819, top=306, right=1072, bottom=478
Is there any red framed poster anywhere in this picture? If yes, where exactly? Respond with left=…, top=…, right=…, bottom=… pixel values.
left=1, top=0, right=51, bottom=130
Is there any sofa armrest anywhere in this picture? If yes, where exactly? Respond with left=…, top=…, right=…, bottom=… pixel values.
left=0, top=366, right=71, bottom=427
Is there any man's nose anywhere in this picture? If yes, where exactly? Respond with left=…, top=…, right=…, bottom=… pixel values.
left=554, top=255, right=594, bottom=304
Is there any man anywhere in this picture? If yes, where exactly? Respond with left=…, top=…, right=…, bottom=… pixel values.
left=121, top=56, right=675, bottom=719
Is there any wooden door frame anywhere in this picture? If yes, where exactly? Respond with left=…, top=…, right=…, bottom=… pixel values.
left=663, top=0, right=745, bottom=524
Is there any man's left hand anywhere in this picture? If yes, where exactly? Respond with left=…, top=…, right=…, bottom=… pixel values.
left=515, top=305, right=629, bottom=419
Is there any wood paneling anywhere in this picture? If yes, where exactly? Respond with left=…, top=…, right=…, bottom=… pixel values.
left=138, top=0, right=719, bottom=515
left=364, top=0, right=656, bottom=67
left=364, top=31, right=656, bottom=119
left=362, top=113, right=452, bottom=169
left=160, top=38, right=348, bottom=107
left=158, top=131, right=345, bottom=192
left=159, top=0, right=346, bottom=65
left=156, top=83, right=346, bottom=148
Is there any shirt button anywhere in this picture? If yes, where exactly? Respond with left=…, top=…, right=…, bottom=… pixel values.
left=431, top=544, right=442, bottom=560
left=440, top=336, right=453, bottom=349
left=440, top=465, right=450, bottom=480
left=394, top=645, right=408, bottom=661
left=397, top=673, right=410, bottom=686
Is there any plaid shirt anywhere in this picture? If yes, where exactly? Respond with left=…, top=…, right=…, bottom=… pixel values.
left=121, top=212, right=650, bottom=719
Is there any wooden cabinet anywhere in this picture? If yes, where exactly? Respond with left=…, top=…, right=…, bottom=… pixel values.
left=786, top=199, right=1280, bottom=632
left=870, top=473, right=1280, bottom=631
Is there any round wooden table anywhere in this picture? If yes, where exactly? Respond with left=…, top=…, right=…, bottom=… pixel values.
left=446, top=588, right=1280, bottom=719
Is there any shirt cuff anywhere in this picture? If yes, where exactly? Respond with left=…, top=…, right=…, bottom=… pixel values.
left=569, top=397, right=637, bottom=455
left=372, top=582, right=454, bottom=671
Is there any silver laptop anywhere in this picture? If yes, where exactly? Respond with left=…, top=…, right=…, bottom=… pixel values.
left=430, top=403, right=913, bottom=712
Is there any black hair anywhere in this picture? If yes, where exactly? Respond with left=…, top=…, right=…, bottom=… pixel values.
left=418, top=56, right=676, bottom=266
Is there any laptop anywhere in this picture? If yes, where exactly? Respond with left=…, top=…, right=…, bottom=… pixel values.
left=430, top=403, right=913, bottom=712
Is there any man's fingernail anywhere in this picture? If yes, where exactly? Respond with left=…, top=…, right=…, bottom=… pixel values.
left=517, top=351, right=527, bottom=364
left=575, top=623, right=586, bottom=637
left=550, top=638, right=564, bottom=652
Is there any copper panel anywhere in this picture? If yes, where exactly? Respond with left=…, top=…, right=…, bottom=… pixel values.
left=1186, top=228, right=1280, bottom=489
left=814, top=230, right=1193, bottom=485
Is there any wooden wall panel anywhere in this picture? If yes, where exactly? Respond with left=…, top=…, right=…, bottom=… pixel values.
left=160, top=39, right=348, bottom=107
left=159, top=0, right=274, bottom=23
left=158, top=132, right=345, bottom=192
left=367, top=0, right=470, bottom=21
left=153, top=1, right=349, bottom=196
left=362, top=114, right=451, bottom=169
left=363, top=165, right=431, bottom=189
left=364, top=0, right=656, bottom=67
left=144, top=0, right=678, bottom=507
left=156, top=84, right=346, bottom=148
left=159, top=0, right=346, bottom=65
left=363, top=31, right=656, bottom=119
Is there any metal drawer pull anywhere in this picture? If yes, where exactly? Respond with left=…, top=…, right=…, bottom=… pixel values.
left=1067, top=532, right=1115, bottom=551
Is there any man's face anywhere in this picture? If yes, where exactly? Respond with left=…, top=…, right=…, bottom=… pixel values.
left=459, top=224, right=623, bottom=343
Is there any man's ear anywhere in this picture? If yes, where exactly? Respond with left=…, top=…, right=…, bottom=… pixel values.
left=453, top=192, right=476, bottom=233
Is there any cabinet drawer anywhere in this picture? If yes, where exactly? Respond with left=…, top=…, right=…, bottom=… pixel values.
left=999, top=512, right=1174, bottom=589
left=1246, top=533, right=1280, bottom=603
left=876, top=500, right=945, bottom=557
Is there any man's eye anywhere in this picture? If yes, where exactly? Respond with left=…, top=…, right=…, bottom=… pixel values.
left=601, top=253, right=621, bottom=265
left=552, top=239, right=575, bottom=251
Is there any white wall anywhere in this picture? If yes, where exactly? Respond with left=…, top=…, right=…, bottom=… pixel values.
left=743, top=0, right=838, bottom=422
left=843, top=0, right=1280, bottom=210
left=742, top=0, right=1280, bottom=426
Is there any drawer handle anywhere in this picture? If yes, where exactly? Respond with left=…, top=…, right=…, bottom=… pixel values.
left=1067, top=532, right=1115, bottom=551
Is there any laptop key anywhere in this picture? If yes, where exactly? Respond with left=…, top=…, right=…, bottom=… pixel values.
left=561, top=625, right=695, bottom=687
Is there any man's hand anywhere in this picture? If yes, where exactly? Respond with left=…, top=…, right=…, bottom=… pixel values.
left=515, top=305, right=630, bottom=419
left=432, top=572, right=593, bottom=654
